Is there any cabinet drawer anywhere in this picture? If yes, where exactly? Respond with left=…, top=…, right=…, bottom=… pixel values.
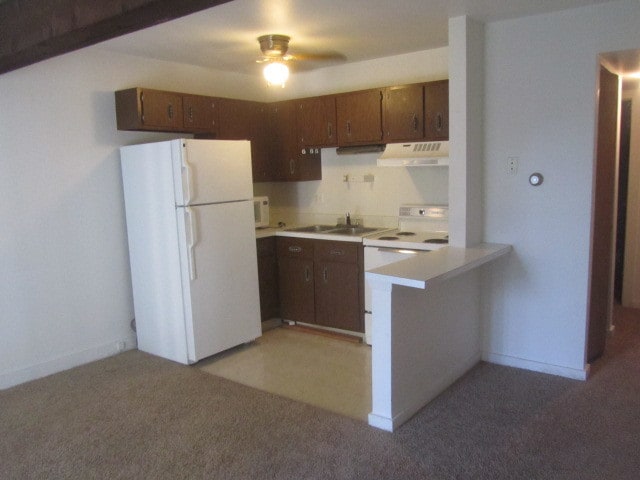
left=277, top=237, right=314, bottom=259
left=314, top=240, right=358, bottom=263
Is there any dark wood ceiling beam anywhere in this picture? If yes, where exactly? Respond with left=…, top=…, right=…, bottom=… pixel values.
left=0, top=0, right=232, bottom=75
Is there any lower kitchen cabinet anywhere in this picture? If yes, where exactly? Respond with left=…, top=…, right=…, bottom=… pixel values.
left=277, top=237, right=364, bottom=333
left=256, top=237, right=280, bottom=322
left=277, top=237, right=315, bottom=324
left=313, top=240, right=361, bottom=332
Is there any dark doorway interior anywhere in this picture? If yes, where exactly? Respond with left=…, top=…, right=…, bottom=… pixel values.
left=615, top=99, right=632, bottom=303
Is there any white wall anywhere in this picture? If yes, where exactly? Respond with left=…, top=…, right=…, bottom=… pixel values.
left=0, top=47, right=262, bottom=389
left=623, top=84, right=640, bottom=308
left=255, top=151, right=449, bottom=227
left=481, top=0, right=640, bottom=377
left=448, top=16, right=484, bottom=247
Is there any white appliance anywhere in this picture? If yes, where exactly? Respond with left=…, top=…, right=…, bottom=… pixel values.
left=120, top=139, right=261, bottom=364
left=377, top=141, right=449, bottom=167
left=253, top=196, right=270, bottom=228
left=362, top=205, right=449, bottom=344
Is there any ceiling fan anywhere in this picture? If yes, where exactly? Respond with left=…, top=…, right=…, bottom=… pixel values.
left=256, top=34, right=345, bottom=87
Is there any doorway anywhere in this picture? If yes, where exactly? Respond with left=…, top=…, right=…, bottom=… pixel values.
left=587, top=65, right=618, bottom=362
left=589, top=49, right=640, bottom=363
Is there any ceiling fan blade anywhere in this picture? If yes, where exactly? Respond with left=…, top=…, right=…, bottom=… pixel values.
left=289, top=51, right=347, bottom=62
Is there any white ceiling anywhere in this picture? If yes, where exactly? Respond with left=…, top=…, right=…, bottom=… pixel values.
left=99, top=0, right=625, bottom=76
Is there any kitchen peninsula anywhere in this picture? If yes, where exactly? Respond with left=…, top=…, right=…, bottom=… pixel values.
left=366, top=243, right=511, bottom=431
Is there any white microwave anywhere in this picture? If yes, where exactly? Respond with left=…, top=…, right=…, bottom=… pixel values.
left=253, top=196, right=270, bottom=228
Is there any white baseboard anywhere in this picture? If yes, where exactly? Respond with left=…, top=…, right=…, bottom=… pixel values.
left=483, top=351, right=589, bottom=380
left=0, top=335, right=138, bottom=390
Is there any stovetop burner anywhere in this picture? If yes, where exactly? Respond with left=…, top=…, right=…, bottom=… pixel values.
left=378, top=236, right=399, bottom=240
left=424, top=238, right=449, bottom=244
left=396, top=231, right=415, bottom=236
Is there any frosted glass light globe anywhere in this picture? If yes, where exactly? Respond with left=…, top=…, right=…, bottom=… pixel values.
left=263, top=62, right=289, bottom=87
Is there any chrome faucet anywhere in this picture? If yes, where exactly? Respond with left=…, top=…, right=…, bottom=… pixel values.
left=346, top=212, right=351, bottom=226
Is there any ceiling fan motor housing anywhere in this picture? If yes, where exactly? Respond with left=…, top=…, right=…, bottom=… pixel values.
left=258, top=34, right=290, bottom=58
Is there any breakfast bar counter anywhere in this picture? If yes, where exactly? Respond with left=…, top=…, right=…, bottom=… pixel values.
left=365, top=243, right=511, bottom=432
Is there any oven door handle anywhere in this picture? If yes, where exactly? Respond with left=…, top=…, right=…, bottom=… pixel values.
left=373, top=247, right=428, bottom=254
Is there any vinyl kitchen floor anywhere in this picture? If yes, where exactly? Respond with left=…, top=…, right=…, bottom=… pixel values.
left=198, top=326, right=372, bottom=421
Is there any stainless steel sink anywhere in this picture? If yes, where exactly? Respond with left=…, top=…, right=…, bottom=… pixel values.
left=285, top=225, right=336, bottom=233
left=285, top=224, right=388, bottom=236
left=328, top=226, right=381, bottom=235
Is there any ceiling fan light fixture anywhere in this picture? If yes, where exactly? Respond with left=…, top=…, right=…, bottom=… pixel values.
left=263, top=61, right=289, bottom=87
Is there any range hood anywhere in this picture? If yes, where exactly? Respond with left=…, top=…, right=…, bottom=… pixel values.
left=377, top=141, right=449, bottom=167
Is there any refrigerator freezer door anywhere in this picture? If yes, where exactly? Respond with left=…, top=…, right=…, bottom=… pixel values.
left=172, top=139, right=253, bottom=206
left=177, top=200, right=261, bottom=362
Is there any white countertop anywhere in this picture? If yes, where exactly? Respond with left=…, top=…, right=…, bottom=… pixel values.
left=256, top=225, right=392, bottom=243
left=255, top=227, right=282, bottom=239
left=366, top=243, right=512, bottom=289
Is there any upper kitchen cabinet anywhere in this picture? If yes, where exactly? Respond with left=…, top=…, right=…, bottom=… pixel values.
left=217, top=98, right=277, bottom=183
left=182, top=94, right=218, bottom=134
left=424, top=80, right=449, bottom=141
left=383, top=84, right=424, bottom=142
left=115, top=87, right=184, bottom=132
left=250, top=103, right=274, bottom=183
left=296, top=95, right=337, bottom=148
left=335, top=89, right=383, bottom=146
left=269, top=101, right=321, bottom=182
left=216, top=97, right=256, bottom=140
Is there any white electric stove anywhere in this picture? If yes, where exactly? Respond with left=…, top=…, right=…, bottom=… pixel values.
left=362, top=205, right=449, bottom=344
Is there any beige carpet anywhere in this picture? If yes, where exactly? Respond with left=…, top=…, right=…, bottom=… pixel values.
left=1, top=307, right=640, bottom=479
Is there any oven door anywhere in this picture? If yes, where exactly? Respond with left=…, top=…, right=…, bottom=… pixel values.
left=363, top=246, right=430, bottom=345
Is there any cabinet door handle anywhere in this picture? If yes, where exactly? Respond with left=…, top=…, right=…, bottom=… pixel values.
left=288, top=246, right=302, bottom=253
left=327, top=122, right=333, bottom=139
left=140, top=92, right=146, bottom=123
left=322, top=267, right=328, bottom=283
left=167, top=104, right=174, bottom=120
left=289, top=159, right=295, bottom=175
left=305, top=266, right=311, bottom=282
left=188, top=106, right=194, bottom=122
left=413, top=114, right=418, bottom=132
left=329, top=249, right=344, bottom=256
left=346, top=121, right=351, bottom=136
left=436, top=113, right=443, bottom=132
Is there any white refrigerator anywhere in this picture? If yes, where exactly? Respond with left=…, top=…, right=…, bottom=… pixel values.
left=120, top=139, right=261, bottom=364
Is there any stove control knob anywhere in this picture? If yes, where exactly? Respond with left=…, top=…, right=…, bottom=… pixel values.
left=418, top=209, right=425, bottom=215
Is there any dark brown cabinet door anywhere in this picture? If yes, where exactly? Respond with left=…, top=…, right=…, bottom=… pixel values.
left=277, top=237, right=315, bottom=324
left=217, top=97, right=255, bottom=140
left=313, top=241, right=363, bottom=332
left=424, top=80, right=449, bottom=141
left=251, top=103, right=274, bottom=183
left=383, top=84, right=424, bottom=142
left=256, top=237, right=280, bottom=322
left=314, top=261, right=361, bottom=331
left=115, top=87, right=183, bottom=131
left=270, top=101, right=321, bottom=182
left=139, top=89, right=183, bottom=130
left=182, top=94, right=217, bottom=133
left=268, top=101, right=297, bottom=181
left=336, top=89, right=383, bottom=145
left=218, top=98, right=277, bottom=183
left=296, top=95, right=337, bottom=147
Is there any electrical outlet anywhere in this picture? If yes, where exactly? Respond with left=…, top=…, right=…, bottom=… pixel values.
left=507, top=156, right=519, bottom=175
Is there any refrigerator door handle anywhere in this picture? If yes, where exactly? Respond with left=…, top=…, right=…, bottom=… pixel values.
left=181, top=148, right=193, bottom=205
left=185, top=207, right=198, bottom=280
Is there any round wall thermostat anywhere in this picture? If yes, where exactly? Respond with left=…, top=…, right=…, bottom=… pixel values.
left=529, top=172, right=543, bottom=186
